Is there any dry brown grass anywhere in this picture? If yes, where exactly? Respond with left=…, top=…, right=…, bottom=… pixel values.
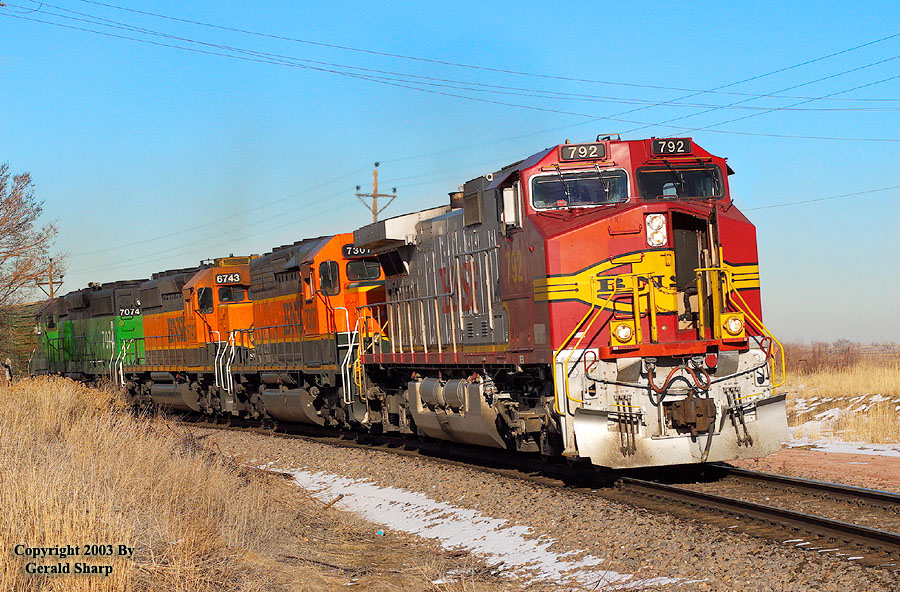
left=783, top=342, right=900, bottom=444
left=0, top=377, right=287, bottom=591
left=0, top=378, right=510, bottom=592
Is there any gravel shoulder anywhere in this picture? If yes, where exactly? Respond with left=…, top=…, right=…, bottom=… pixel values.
left=191, top=426, right=900, bottom=592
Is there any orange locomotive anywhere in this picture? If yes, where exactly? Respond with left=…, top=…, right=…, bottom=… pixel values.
left=128, top=257, right=253, bottom=413
left=235, top=233, right=384, bottom=426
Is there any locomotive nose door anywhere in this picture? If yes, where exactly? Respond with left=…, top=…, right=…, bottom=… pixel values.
left=672, top=212, right=716, bottom=338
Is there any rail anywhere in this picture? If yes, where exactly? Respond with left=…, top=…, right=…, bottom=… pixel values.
left=182, top=415, right=900, bottom=569
left=712, top=465, right=900, bottom=510
left=619, top=476, right=900, bottom=556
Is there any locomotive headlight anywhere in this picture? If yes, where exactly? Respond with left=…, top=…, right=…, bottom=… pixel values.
left=614, top=323, right=633, bottom=342
left=646, top=213, right=665, bottom=230
left=723, top=315, right=744, bottom=336
left=645, top=214, right=667, bottom=246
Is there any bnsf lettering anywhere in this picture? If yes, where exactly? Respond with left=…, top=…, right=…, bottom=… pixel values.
left=215, top=273, right=242, bottom=284
left=459, top=261, right=477, bottom=312
left=166, top=316, right=186, bottom=341
left=438, top=263, right=478, bottom=313
left=281, top=301, right=302, bottom=337
left=596, top=275, right=668, bottom=294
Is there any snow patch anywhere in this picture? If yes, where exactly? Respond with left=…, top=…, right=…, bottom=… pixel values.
left=813, top=407, right=844, bottom=421
left=288, top=468, right=689, bottom=589
left=786, top=438, right=900, bottom=457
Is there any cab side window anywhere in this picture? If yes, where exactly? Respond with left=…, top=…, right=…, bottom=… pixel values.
left=319, top=261, right=340, bottom=296
left=302, top=269, right=314, bottom=302
left=197, top=287, right=214, bottom=314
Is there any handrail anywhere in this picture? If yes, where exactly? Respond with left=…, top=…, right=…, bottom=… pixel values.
left=553, top=273, right=644, bottom=416
left=723, top=273, right=786, bottom=388
left=115, top=339, right=133, bottom=387
left=224, top=332, right=236, bottom=394
left=109, top=337, right=120, bottom=382
left=210, top=330, right=223, bottom=388
left=358, top=293, right=451, bottom=355
left=107, top=335, right=117, bottom=380
left=354, top=304, right=390, bottom=356
left=695, top=264, right=786, bottom=389
left=340, top=318, right=361, bottom=404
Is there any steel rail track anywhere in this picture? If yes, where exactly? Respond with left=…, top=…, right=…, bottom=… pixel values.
left=617, top=476, right=900, bottom=560
left=710, top=464, right=900, bottom=511
left=179, top=416, right=900, bottom=570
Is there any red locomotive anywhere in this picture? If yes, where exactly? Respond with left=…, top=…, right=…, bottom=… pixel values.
left=350, top=135, right=787, bottom=467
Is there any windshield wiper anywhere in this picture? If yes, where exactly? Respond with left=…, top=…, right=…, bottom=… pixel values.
left=660, top=157, right=686, bottom=196
left=552, top=164, right=572, bottom=205
left=594, top=163, right=616, bottom=202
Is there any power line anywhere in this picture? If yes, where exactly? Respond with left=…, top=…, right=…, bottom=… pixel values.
left=15, top=2, right=899, bottom=114
left=5, top=2, right=900, bottom=265
left=72, top=0, right=900, bottom=103
left=74, top=186, right=354, bottom=275
left=69, top=166, right=368, bottom=257
left=4, top=8, right=899, bottom=144
left=624, top=54, right=900, bottom=137
left=744, top=185, right=900, bottom=210
left=338, top=72, right=900, bottom=143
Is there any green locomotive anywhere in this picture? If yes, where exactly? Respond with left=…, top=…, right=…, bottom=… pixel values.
left=34, top=281, right=144, bottom=380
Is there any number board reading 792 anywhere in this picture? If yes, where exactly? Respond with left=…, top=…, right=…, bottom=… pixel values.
left=215, top=273, right=242, bottom=284
left=651, top=138, right=692, bottom=155
left=558, top=142, right=607, bottom=161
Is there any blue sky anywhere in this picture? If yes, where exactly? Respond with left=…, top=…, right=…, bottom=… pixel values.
left=1, top=0, right=898, bottom=341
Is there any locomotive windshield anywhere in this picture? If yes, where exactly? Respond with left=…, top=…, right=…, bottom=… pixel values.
left=346, top=258, right=381, bottom=281
left=531, top=169, right=628, bottom=209
left=637, top=164, right=723, bottom=200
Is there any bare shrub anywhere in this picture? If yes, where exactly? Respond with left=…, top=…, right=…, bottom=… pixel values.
left=783, top=340, right=862, bottom=375
left=0, top=163, right=65, bottom=305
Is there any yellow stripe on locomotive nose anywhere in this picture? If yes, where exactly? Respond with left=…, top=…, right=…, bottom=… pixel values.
left=533, top=250, right=759, bottom=310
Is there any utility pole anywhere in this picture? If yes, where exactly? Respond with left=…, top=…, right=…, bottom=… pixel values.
left=355, top=162, right=397, bottom=223
left=35, top=258, right=63, bottom=299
